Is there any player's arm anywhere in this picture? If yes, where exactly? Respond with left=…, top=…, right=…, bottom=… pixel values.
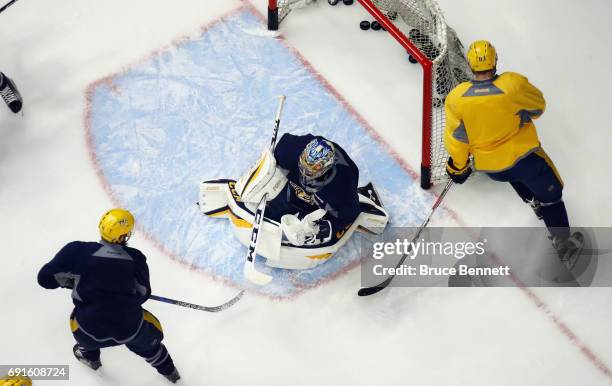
left=131, top=249, right=152, bottom=302
left=444, top=93, right=471, bottom=169
left=509, top=73, right=546, bottom=125
left=274, top=133, right=315, bottom=170
left=235, top=133, right=313, bottom=203
left=37, top=242, right=79, bottom=289
left=444, top=91, right=472, bottom=183
left=281, top=182, right=360, bottom=246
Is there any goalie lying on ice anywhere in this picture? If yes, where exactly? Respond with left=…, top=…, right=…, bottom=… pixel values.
left=198, top=134, right=389, bottom=270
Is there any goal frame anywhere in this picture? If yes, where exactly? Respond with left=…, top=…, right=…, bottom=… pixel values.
left=267, top=0, right=440, bottom=189
left=268, top=0, right=280, bottom=30
left=357, top=0, right=435, bottom=189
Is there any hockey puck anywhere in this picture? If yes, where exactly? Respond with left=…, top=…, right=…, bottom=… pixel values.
left=360, top=20, right=371, bottom=30
left=408, top=54, right=418, bottom=64
left=328, top=0, right=340, bottom=5
left=342, top=0, right=354, bottom=4
left=371, top=21, right=382, bottom=30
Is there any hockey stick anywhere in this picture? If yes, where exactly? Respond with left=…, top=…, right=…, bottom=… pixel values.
left=243, top=95, right=286, bottom=285
left=149, top=291, right=244, bottom=312
left=0, top=0, right=19, bottom=14
left=357, top=179, right=454, bottom=296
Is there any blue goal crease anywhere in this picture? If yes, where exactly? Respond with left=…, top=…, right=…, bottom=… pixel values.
left=87, top=10, right=435, bottom=297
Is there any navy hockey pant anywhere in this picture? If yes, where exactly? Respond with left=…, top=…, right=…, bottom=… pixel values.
left=486, top=149, right=570, bottom=240
left=70, top=309, right=176, bottom=376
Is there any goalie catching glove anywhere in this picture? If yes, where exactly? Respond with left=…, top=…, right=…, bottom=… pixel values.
left=280, top=209, right=332, bottom=246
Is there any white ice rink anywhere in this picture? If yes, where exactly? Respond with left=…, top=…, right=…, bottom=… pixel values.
left=1, top=0, right=612, bottom=385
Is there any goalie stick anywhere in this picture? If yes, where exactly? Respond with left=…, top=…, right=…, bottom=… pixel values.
left=243, top=95, right=286, bottom=285
left=357, top=179, right=453, bottom=296
left=150, top=291, right=244, bottom=312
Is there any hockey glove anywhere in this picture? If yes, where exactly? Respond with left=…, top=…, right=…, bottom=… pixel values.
left=446, top=157, right=472, bottom=184
left=281, top=209, right=327, bottom=246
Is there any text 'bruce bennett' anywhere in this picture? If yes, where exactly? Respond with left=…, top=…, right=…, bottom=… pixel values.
left=373, top=264, right=511, bottom=277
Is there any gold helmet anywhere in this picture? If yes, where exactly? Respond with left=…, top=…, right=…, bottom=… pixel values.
left=98, top=208, right=135, bottom=243
left=0, top=375, right=32, bottom=386
left=467, top=40, right=497, bottom=72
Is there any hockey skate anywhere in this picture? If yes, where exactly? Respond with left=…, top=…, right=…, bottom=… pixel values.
left=73, top=344, right=102, bottom=371
left=552, top=232, right=584, bottom=270
left=0, top=72, right=23, bottom=114
left=163, top=367, right=181, bottom=384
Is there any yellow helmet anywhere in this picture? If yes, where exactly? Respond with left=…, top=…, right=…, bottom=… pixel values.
left=467, top=40, right=497, bottom=72
left=98, top=208, right=135, bottom=243
left=0, top=375, right=32, bottom=386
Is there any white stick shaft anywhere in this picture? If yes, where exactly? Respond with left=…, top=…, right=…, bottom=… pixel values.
left=269, top=95, right=286, bottom=150
left=244, top=95, right=287, bottom=285
left=275, top=95, right=286, bottom=122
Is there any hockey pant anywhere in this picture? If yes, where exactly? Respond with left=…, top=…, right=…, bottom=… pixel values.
left=486, top=149, right=570, bottom=239
left=70, top=309, right=176, bottom=376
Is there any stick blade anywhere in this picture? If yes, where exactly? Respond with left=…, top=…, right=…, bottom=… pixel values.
left=357, top=277, right=392, bottom=296
left=207, top=290, right=245, bottom=312
left=244, top=264, right=273, bottom=286
left=357, top=286, right=385, bottom=297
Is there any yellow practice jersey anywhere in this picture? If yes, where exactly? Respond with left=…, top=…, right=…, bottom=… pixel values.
left=444, top=72, right=546, bottom=172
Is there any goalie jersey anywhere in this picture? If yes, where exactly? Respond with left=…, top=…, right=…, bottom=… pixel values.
left=267, top=133, right=361, bottom=242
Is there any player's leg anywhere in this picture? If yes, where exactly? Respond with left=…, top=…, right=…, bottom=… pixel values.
left=509, top=180, right=543, bottom=220
left=520, top=150, right=569, bottom=239
left=70, top=313, right=104, bottom=370
left=125, top=310, right=180, bottom=383
left=488, top=150, right=581, bottom=266
left=488, top=151, right=568, bottom=236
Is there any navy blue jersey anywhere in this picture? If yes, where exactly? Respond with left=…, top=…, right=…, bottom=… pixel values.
left=38, top=241, right=151, bottom=343
left=272, top=133, right=360, bottom=233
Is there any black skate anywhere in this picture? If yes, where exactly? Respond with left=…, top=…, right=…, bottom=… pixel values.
left=552, top=232, right=584, bottom=270
left=0, top=72, right=23, bottom=114
left=73, top=344, right=102, bottom=371
left=164, top=367, right=181, bottom=384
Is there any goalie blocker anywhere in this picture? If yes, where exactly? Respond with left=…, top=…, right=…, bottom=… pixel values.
left=198, top=134, right=389, bottom=270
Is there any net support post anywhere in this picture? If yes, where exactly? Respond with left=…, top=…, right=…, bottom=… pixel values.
left=420, top=164, right=432, bottom=189
left=268, top=0, right=279, bottom=30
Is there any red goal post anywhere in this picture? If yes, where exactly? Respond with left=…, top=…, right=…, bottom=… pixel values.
left=267, top=0, right=472, bottom=189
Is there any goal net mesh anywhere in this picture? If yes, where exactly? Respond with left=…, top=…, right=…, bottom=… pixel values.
left=370, top=0, right=472, bottom=183
left=270, top=0, right=473, bottom=186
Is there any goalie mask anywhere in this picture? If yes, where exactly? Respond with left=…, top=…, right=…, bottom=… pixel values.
left=298, top=138, right=336, bottom=192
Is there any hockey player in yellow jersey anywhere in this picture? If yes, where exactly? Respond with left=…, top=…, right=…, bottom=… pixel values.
left=444, top=40, right=582, bottom=266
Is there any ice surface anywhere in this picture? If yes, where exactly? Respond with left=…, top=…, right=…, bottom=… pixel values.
left=1, top=0, right=611, bottom=385
left=87, top=10, right=446, bottom=297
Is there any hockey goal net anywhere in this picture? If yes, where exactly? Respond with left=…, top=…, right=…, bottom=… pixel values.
left=267, top=0, right=472, bottom=189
